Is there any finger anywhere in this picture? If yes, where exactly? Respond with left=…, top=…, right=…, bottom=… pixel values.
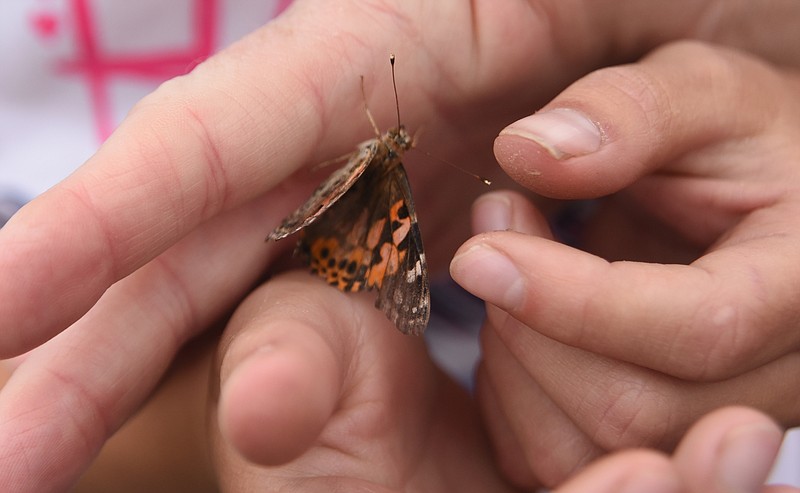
left=494, top=41, right=786, bottom=199
left=486, top=303, right=800, bottom=448
left=0, top=194, right=278, bottom=492
left=553, top=451, right=680, bottom=493
left=4, top=1, right=791, bottom=356
left=215, top=280, right=345, bottom=465
left=452, top=224, right=800, bottom=381
left=485, top=311, right=687, bottom=453
left=475, top=365, right=539, bottom=489
left=479, top=307, right=601, bottom=488
left=211, top=274, right=512, bottom=492
left=672, top=407, right=785, bottom=493
left=219, top=321, right=341, bottom=466
left=212, top=270, right=430, bottom=467
left=2, top=0, right=556, bottom=356
left=0, top=0, right=455, bottom=356
left=455, top=49, right=800, bottom=381
left=470, top=190, right=552, bottom=238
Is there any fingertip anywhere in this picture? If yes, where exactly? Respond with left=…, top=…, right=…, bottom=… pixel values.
left=218, top=321, right=341, bottom=465
left=556, top=451, right=680, bottom=493
left=456, top=188, right=558, bottom=293
left=493, top=133, right=557, bottom=194
left=450, top=237, right=525, bottom=311
left=451, top=231, right=602, bottom=319
left=471, top=192, right=513, bottom=234
left=497, top=42, right=784, bottom=202
left=471, top=190, right=552, bottom=238
left=716, top=420, right=784, bottom=493
left=493, top=108, right=611, bottom=198
left=674, top=406, right=784, bottom=493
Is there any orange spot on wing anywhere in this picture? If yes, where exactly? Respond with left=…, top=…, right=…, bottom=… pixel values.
left=367, top=242, right=404, bottom=289
left=389, top=200, right=411, bottom=246
left=366, top=218, right=386, bottom=249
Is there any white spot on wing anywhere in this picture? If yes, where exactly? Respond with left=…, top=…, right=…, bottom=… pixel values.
left=406, top=259, right=422, bottom=283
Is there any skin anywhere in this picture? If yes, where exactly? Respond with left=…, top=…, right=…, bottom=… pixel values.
left=450, top=35, right=800, bottom=489
left=209, top=272, right=512, bottom=492
left=1, top=0, right=800, bottom=491
left=553, top=407, right=796, bottom=493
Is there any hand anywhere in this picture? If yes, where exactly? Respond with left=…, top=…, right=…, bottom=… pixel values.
left=1, top=0, right=798, bottom=490
left=55, top=272, right=513, bottom=493
left=208, top=271, right=514, bottom=492
left=450, top=39, right=800, bottom=488
left=554, top=407, right=797, bottom=493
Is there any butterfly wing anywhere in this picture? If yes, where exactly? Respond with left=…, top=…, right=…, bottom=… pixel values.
left=297, top=158, right=430, bottom=335
left=267, top=141, right=377, bottom=241
left=370, top=163, right=430, bottom=335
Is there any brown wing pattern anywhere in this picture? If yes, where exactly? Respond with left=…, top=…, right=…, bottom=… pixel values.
left=370, top=162, right=429, bottom=335
left=294, top=155, right=429, bottom=334
left=267, top=127, right=429, bottom=335
left=266, top=141, right=377, bottom=241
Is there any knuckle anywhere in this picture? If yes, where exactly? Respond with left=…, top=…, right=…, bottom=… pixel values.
left=647, top=40, right=774, bottom=134
left=588, top=376, right=675, bottom=450
left=678, top=298, right=766, bottom=381
left=579, top=40, right=759, bottom=145
left=128, top=77, right=232, bottom=220
left=582, top=63, right=673, bottom=138
left=648, top=40, right=740, bottom=86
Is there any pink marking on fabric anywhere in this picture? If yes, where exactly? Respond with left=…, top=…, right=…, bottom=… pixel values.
left=71, top=0, right=113, bottom=142
left=54, top=0, right=290, bottom=142
left=193, top=0, right=217, bottom=61
left=275, top=0, right=293, bottom=16
left=30, top=11, right=60, bottom=39
left=58, top=0, right=222, bottom=141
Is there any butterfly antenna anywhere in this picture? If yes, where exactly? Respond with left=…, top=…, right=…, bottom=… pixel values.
left=361, top=75, right=381, bottom=137
left=390, top=54, right=401, bottom=128
left=390, top=55, right=489, bottom=186
left=420, top=149, right=492, bottom=186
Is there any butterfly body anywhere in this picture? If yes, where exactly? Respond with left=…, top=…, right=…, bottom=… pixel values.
left=267, top=125, right=430, bottom=336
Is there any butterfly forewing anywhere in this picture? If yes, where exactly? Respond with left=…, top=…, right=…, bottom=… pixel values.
left=370, top=165, right=429, bottom=335
left=266, top=142, right=376, bottom=241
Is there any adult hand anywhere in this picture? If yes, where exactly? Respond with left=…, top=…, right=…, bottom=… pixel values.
left=1, top=0, right=797, bottom=490
left=451, top=39, right=800, bottom=488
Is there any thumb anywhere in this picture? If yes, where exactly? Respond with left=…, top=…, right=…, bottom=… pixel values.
left=212, top=270, right=428, bottom=467
left=213, top=272, right=350, bottom=465
left=494, top=41, right=776, bottom=199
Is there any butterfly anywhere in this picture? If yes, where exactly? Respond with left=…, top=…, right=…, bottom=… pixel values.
left=266, top=55, right=429, bottom=336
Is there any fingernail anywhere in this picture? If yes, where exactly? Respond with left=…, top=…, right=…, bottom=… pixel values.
left=472, top=193, right=511, bottom=234
left=500, top=108, right=602, bottom=159
left=716, top=422, right=783, bottom=493
left=450, top=243, right=523, bottom=309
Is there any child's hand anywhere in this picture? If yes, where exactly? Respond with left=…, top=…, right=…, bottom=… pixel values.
left=451, top=41, right=800, bottom=488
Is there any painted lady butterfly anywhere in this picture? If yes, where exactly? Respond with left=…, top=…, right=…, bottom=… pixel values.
left=267, top=55, right=429, bottom=335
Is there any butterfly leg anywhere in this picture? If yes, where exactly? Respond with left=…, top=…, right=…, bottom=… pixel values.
left=360, top=75, right=382, bottom=138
